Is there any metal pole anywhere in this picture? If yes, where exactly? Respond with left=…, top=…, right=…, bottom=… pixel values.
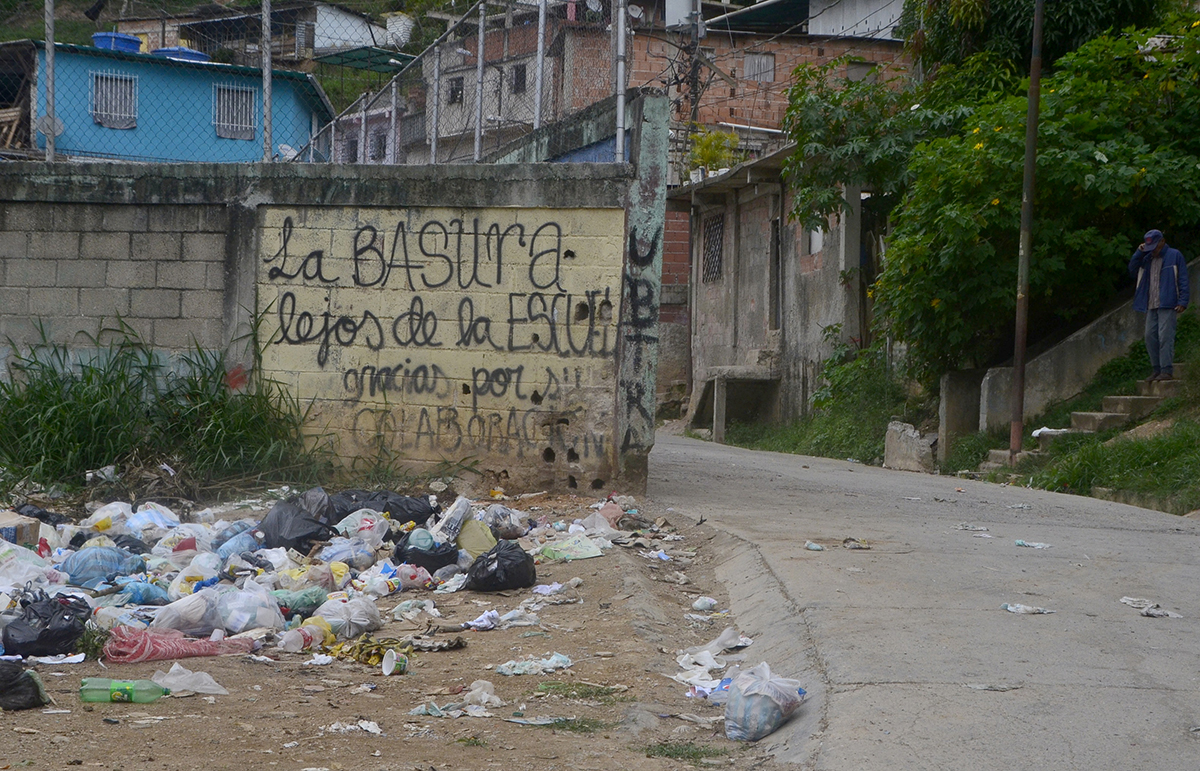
left=44, top=0, right=55, bottom=161
left=431, top=44, right=441, bottom=163
left=389, top=78, right=398, bottom=164
left=614, top=0, right=626, bottom=162
left=1009, top=0, right=1045, bottom=459
left=358, top=94, right=367, bottom=163
left=473, top=2, right=486, bottom=161
left=534, top=0, right=546, bottom=129
left=261, top=0, right=273, bottom=161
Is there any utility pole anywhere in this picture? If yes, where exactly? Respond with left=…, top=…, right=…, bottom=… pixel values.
left=1009, top=0, right=1046, bottom=460
left=688, top=0, right=700, bottom=126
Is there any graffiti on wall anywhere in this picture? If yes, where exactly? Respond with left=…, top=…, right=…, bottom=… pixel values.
left=257, top=206, right=625, bottom=485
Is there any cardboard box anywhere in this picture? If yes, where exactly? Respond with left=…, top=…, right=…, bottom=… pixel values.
left=0, top=511, right=39, bottom=547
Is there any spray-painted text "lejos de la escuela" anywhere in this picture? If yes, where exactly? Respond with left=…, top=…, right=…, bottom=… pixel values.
left=264, top=216, right=617, bottom=366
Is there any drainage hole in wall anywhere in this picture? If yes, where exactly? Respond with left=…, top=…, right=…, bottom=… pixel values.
left=462, top=383, right=471, bottom=395
left=530, top=390, right=543, bottom=405
left=543, top=448, right=556, bottom=463
left=590, top=478, right=605, bottom=490
left=598, top=299, right=613, bottom=323
left=567, top=448, right=579, bottom=463
left=556, top=417, right=570, bottom=425
left=568, top=475, right=578, bottom=489
left=563, top=249, right=576, bottom=260
left=575, top=302, right=590, bottom=321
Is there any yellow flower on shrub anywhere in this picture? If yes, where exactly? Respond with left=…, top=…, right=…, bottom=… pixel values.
left=931, top=298, right=942, bottom=308
left=974, top=142, right=984, bottom=150
left=991, top=198, right=1000, bottom=205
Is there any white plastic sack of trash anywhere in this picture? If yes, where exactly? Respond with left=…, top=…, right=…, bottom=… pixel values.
left=334, top=509, right=391, bottom=550
left=127, top=502, right=181, bottom=532
left=392, top=599, right=441, bottom=621
left=316, top=537, right=377, bottom=570
left=218, top=578, right=285, bottom=633
left=80, top=501, right=132, bottom=534
left=151, top=587, right=225, bottom=637
left=314, top=596, right=383, bottom=639
left=462, top=680, right=505, bottom=707
left=724, top=662, right=806, bottom=742
left=685, top=626, right=754, bottom=657
left=168, top=552, right=221, bottom=600
left=151, top=662, right=228, bottom=695
left=395, top=563, right=433, bottom=590
left=0, top=541, right=65, bottom=591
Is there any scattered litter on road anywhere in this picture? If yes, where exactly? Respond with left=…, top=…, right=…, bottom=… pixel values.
left=1120, top=597, right=1183, bottom=618
left=966, top=683, right=1022, bottom=692
left=1001, top=603, right=1055, bottom=614
left=724, top=663, right=806, bottom=742
left=804, top=541, right=824, bottom=551
left=956, top=523, right=988, bottom=532
left=841, top=538, right=870, bottom=550
left=1007, top=503, right=1032, bottom=510
left=1014, top=540, right=1052, bottom=549
left=692, top=597, right=718, bottom=611
left=150, top=662, right=227, bottom=695
left=494, top=652, right=572, bottom=676
left=322, top=720, right=383, bottom=735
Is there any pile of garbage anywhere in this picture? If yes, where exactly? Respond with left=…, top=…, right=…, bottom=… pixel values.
left=0, top=487, right=646, bottom=710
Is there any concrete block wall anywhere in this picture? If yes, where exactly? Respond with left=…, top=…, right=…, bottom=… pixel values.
left=0, top=97, right=668, bottom=493
left=0, top=202, right=228, bottom=350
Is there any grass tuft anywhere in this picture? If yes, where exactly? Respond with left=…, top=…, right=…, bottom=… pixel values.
left=536, top=681, right=620, bottom=702
left=641, top=741, right=730, bottom=760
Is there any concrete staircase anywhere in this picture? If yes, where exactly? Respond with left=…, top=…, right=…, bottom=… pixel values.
left=980, top=364, right=1185, bottom=470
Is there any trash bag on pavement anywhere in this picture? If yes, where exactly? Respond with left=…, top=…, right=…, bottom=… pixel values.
left=61, top=547, right=145, bottom=587
left=15, top=503, right=70, bottom=528
left=482, top=504, right=528, bottom=540
left=1, top=591, right=91, bottom=657
left=272, top=587, right=329, bottom=620
left=0, top=661, right=52, bottom=710
left=465, top=540, right=536, bottom=592
left=394, top=531, right=459, bottom=575
left=334, top=509, right=391, bottom=550
left=724, top=662, right=806, bottom=741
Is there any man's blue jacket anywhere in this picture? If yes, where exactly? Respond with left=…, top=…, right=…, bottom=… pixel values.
left=1129, top=245, right=1190, bottom=312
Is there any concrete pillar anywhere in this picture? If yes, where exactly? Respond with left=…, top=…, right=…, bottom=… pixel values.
left=979, top=366, right=1013, bottom=432
left=939, top=369, right=986, bottom=464
left=713, top=376, right=726, bottom=444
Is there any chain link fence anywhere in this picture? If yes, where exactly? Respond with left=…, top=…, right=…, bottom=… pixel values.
left=0, top=0, right=622, bottom=164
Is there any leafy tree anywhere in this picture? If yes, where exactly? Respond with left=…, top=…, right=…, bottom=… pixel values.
left=874, top=21, right=1200, bottom=381
left=898, top=0, right=1181, bottom=74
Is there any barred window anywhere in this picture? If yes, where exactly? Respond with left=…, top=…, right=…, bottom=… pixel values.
left=744, top=52, right=775, bottom=83
left=212, top=84, right=256, bottom=141
left=702, top=214, right=724, bottom=283
left=448, top=77, right=464, bottom=105
left=91, top=71, right=137, bottom=130
left=511, top=63, right=527, bottom=94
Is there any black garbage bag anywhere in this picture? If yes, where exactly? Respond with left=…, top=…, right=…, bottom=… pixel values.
left=329, top=489, right=373, bottom=520
left=393, top=531, right=459, bottom=574
left=1, top=592, right=91, bottom=657
left=465, top=540, right=537, bottom=592
left=256, top=501, right=336, bottom=552
left=111, top=533, right=151, bottom=554
left=0, top=661, right=52, bottom=711
left=364, top=491, right=438, bottom=527
left=296, top=487, right=336, bottom=527
left=15, top=503, right=70, bottom=527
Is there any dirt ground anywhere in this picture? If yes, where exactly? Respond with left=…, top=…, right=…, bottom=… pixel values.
left=1, top=492, right=780, bottom=771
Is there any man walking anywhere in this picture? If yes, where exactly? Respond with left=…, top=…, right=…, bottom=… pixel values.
left=1129, top=229, right=1189, bottom=381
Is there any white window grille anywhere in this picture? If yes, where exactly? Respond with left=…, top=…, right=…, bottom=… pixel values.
left=90, top=71, right=137, bottom=130
left=213, top=84, right=257, bottom=141
left=702, top=214, right=724, bottom=283
left=744, top=52, right=775, bottom=83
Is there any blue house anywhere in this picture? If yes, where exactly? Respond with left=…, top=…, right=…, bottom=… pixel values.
left=0, top=39, right=334, bottom=162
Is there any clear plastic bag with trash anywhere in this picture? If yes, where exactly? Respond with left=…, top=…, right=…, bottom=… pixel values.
left=314, top=596, right=383, bottom=639
left=724, top=662, right=806, bottom=741
left=217, top=578, right=285, bottom=633
left=316, top=537, right=377, bottom=570
left=150, top=587, right=225, bottom=637
left=334, top=509, right=391, bottom=550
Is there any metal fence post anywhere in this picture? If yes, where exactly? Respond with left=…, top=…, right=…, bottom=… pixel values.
left=43, top=0, right=55, bottom=161
left=615, top=0, right=626, bottom=162
left=390, top=79, right=398, bottom=163
left=431, top=43, right=441, bottom=163
left=473, top=2, right=486, bottom=161
left=358, top=94, right=368, bottom=163
left=261, top=0, right=273, bottom=161
left=534, top=0, right=546, bottom=130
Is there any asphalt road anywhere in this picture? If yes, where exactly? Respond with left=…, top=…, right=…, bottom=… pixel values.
left=647, top=434, right=1200, bottom=770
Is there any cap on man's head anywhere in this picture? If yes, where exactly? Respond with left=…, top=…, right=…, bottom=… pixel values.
left=1144, top=229, right=1164, bottom=249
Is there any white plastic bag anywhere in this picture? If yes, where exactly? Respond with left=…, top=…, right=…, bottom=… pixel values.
left=314, top=597, right=383, bottom=639
left=316, top=537, right=377, bottom=570
left=167, top=552, right=221, bottom=600
left=80, top=501, right=132, bottom=534
left=334, top=509, right=391, bottom=550
left=151, top=587, right=225, bottom=637
left=127, top=502, right=180, bottom=532
left=428, top=496, right=472, bottom=543
left=218, top=578, right=285, bottom=633
left=151, top=662, right=228, bottom=695
left=395, top=563, right=433, bottom=590
left=724, top=663, right=806, bottom=741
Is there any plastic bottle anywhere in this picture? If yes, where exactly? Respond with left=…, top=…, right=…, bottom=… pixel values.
left=278, top=623, right=324, bottom=652
left=80, top=678, right=169, bottom=703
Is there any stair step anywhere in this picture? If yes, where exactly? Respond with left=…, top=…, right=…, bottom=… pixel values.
left=1071, top=411, right=1129, bottom=432
left=1101, top=395, right=1163, bottom=419
left=1136, top=378, right=1182, bottom=398
left=985, top=448, right=1043, bottom=467
left=1036, top=428, right=1083, bottom=451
